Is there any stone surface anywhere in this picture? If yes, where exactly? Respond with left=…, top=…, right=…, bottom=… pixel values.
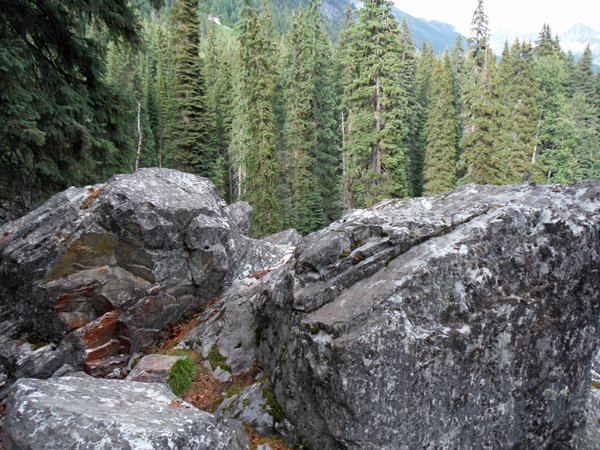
left=3, top=376, right=247, bottom=450
left=215, top=382, right=275, bottom=437
left=585, top=350, right=600, bottom=447
left=260, top=228, right=302, bottom=247
left=125, top=354, right=182, bottom=384
left=227, top=201, right=253, bottom=236
left=0, top=168, right=285, bottom=389
left=231, top=180, right=600, bottom=450
left=257, top=444, right=273, bottom=450
left=183, top=254, right=293, bottom=376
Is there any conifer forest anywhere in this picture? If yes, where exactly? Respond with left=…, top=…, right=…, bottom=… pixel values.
left=1, top=0, right=599, bottom=237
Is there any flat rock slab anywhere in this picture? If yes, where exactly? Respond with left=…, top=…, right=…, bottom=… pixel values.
left=3, top=376, right=246, bottom=450
left=125, top=354, right=182, bottom=383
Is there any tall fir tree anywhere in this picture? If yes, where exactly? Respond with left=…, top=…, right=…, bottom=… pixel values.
left=495, top=40, right=543, bottom=183
left=459, top=0, right=501, bottom=184
left=337, top=1, right=358, bottom=210
left=412, top=40, right=435, bottom=196
left=423, top=55, right=458, bottom=196
left=398, top=17, right=419, bottom=197
left=163, top=0, right=215, bottom=177
left=234, top=0, right=282, bottom=237
left=343, top=0, right=410, bottom=206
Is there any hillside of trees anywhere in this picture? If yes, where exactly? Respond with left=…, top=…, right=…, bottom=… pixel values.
left=1, top=0, right=599, bottom=237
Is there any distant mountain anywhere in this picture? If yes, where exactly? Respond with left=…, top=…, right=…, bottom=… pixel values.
left=489, top=23, right=600, bottom=67
left=350, top=2, right=466, bottom=53
left=489, top=27, right=537, bottom=54
left=391, top=8, right=467, bottom=53
left=558, top=23, right=600, bottom=65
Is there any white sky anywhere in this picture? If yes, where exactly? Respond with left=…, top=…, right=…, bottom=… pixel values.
left=393, top=0, right=600, bottom=37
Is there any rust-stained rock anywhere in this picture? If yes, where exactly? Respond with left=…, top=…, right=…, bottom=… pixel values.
left=0, top=168, right=286, bottom=393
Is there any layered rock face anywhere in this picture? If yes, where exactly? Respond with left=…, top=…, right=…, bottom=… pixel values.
left=240, top=180, right=600, bottom=449
left=0, top=168, right=283, bottom=385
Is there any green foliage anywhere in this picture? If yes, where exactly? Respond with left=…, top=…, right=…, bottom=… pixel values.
left=0, top=0, right=163, bottom=207
left=168, top=355, right=197, bottom=396
left=341, top=0, right=410, bottom=207
left=423, top=55, right=458, bottom=195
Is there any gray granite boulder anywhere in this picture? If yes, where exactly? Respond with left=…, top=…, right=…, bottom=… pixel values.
left=260, top=228, right=302, bottom=247
left=241, top=180, right=600, bottom=449
left=227, top=201, right=253, bottom=236
left=2, top=376, right=247, bottom=449
left=182, top=254, right=293, bottom=377
left=0, top=168, right=285, bottom=392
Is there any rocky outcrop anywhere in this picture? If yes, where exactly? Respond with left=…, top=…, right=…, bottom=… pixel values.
left=3, top=375, right=248, bottom=449
left=0, top=168, right=284, bottom=391
left=209, top=180, right=600, bottom=449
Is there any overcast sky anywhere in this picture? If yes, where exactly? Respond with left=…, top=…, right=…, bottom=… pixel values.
left=393, top=0, right=600, bottom=37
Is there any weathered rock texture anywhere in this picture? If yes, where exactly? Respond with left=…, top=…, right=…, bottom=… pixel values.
left=218, top=181, right=600, bottom=449
left=0, top=168, right=283, bottom=389
left=260, top=229, right=302, bottom=247
left=125, top=354, right=182, bottom=384
left=3, top=376, right=247, bottom=449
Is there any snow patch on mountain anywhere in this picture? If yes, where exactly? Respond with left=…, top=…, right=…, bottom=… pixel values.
left=489, top=23, right=600, bottom=66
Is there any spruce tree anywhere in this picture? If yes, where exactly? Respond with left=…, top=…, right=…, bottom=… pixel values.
left=423, top=55, right=458, bottom=196
left=459, top=0, right=501, bottom=185
left=234, top=0, right=282, bottom=237
left=495, top=40, right=543, bottom=183
left=337, top=1, right=358, bottom=210
left=412, top=40, right=435, bottom=196
left=398, top=17, right=419, bottom=197
left=163, top=0, right=215, bottom=177
left=343, top=0, right=410, bottom=206
left=535, top=36, right=580, bottom=184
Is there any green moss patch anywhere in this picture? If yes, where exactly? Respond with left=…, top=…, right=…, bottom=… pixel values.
left=208, top=344, right=230, bottom=371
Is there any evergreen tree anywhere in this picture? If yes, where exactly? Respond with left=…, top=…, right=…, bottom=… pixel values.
left=163, top=0, right=215, bottom=177
left=234, top=0, right=282, bottom=236
left=305, top=0, right=341, bottom=223
left=337, top=1, right=358, bottom=210
left=459, top=0, right=501, bottom=185
left=535, top=35, right=580, bottom=184
left=0, top=0, right=163, bottom=208
left=423, top=55, right=458, bottom=196
left=398, top=17, right=419, bottom=196
left=496, top=40, right=543, bottom=183
left=412, top=40, right=434, bottom=196
left=449, top=34, right=468, bottom=163
left=343, top=0, right=410, bottom=206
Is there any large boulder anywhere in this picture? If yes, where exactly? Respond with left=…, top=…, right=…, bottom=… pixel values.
left=222, top=180, right=600, bottom=449
left=0, top=168, right=284, bottom=390
left=2, top=375, right=248, bottom=449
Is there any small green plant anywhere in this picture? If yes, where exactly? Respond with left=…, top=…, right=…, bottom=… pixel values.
left=310, top=327, right=319, bottom=334
left=208, top=343, right=230, bottom=371
left=168, top=356, right=196, bottom=396
left=235, top=341, right=243, bottom=349
left=351, top=240, right=365, bottom=251
left=592, top=381, right=600, bottom=390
